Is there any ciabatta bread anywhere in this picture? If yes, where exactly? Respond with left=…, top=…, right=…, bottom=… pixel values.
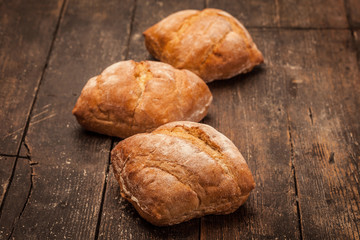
left=72, top=61, right=212, bottom=138
left=111, top=121, right=255, bottom=226
left=143, top=8, right=264, bottom=82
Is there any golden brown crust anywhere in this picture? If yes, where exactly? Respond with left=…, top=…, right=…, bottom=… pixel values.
left=111, top=121, right=255, bottom=226
left=143, top=8, right=264, bottom=82
left=72, top=61, right=212, bottom=138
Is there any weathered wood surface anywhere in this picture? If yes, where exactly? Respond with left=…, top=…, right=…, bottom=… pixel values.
left=0, top=156, right=16, bottom=207
left=0, top=0, right=359, bottom=239
left=347, top=0, right=360, bottom=28
left=207, top=0, right=348, bottom=28
left=0, top=158, right=31, bottom=239
left=0, top=0, right=133, bottom=238
left=285, top=29, right=360, bottom=239
left=0, top=0, right=64, bottom=156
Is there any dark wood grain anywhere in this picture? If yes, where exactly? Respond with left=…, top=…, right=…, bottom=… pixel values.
left=0, top=0, right=134, bottom=239
left=98, top=0, right=203, bottom=239
left=278, top=0, right=348, bottom=28
left=200, top=30, right=301, bottom=239
left=206, top=0, right=277, bottom=27
left=207, top=0, right=348, bottom=28
left=347, top=0, right=360, bottom=28
left=0, top=0, right=64, bottom=156
left=0, top=158, right=31, bottom=239
left=0, top=156, right=16, bottom=208
left=283, top=29, right=360, bottom=239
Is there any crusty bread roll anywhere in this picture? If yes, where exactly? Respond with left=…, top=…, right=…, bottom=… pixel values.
left=72, top=61, right=212, bottom=138
left=111, top=121, right=255, bottom=226
left=143, top=8, right=264, bottom=83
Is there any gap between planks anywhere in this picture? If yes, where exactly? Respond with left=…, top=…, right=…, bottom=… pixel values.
left=7, top=141, right=35, bottom=239
left=287, top=112, right=304, bottom=240
left=0, top=153, right=28, bottom=159
left=0, top=0, right=67, bottom=221
left=94, top=140, right=113, bottom=240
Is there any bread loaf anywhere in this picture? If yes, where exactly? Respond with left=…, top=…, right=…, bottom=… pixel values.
left=72, top=61, right=212, bottom=138
left=143, top=8, right=264, bottom=83
left=111, top=121, right=255, bottom=226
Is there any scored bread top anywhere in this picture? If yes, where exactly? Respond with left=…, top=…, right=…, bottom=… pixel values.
left=72, top=61, right=212, bottom=138
left=143, top=8, right=264, bottom=82
left=111, top=121, right=255, bottom=226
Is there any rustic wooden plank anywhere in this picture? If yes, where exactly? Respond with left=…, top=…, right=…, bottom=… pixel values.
left=346, top=0, right=360, bottom=28
left=200, top=29, right=300, bottom=239
left=0, top=158, right=31, bottom=239
left=278, top=0, right=348, bottom=28
left=0, top=156, right=16, bottom=208
left=0, top=0, right=64, bottom=156
left=207, top=0, right=348, bottom=28
left=98, top=0, right=204, bottom=239
left=0, top=0, right=134, bottom=239
left=283, top=29, right=360, bottom=239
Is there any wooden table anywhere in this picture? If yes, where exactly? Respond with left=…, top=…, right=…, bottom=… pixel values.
left=1, top=0, right=359, bottom=239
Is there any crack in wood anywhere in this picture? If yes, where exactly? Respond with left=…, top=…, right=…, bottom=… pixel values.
left=23, top=138, right=31, bottom=158
left=0, top=153, right=27, bottom=159
left=287, top=112, right=304, bottom=240
left=329, top=152, right=335, bottom=164
left=94, top=140, right=112, bottom=240
left=0, top=0, right=67, bottom=236
left=0, top=158, right=17, bottom=219
left=8, top=156, right=35, bottom=240
left=308, top=107, right=314, bottom=125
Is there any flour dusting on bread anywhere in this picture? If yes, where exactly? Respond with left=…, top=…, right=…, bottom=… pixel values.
left=144, top=8, right=263, bottom=82
left=72, top=61, right=212, bottom=138
left=111, top=121, right=255, bottom=226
